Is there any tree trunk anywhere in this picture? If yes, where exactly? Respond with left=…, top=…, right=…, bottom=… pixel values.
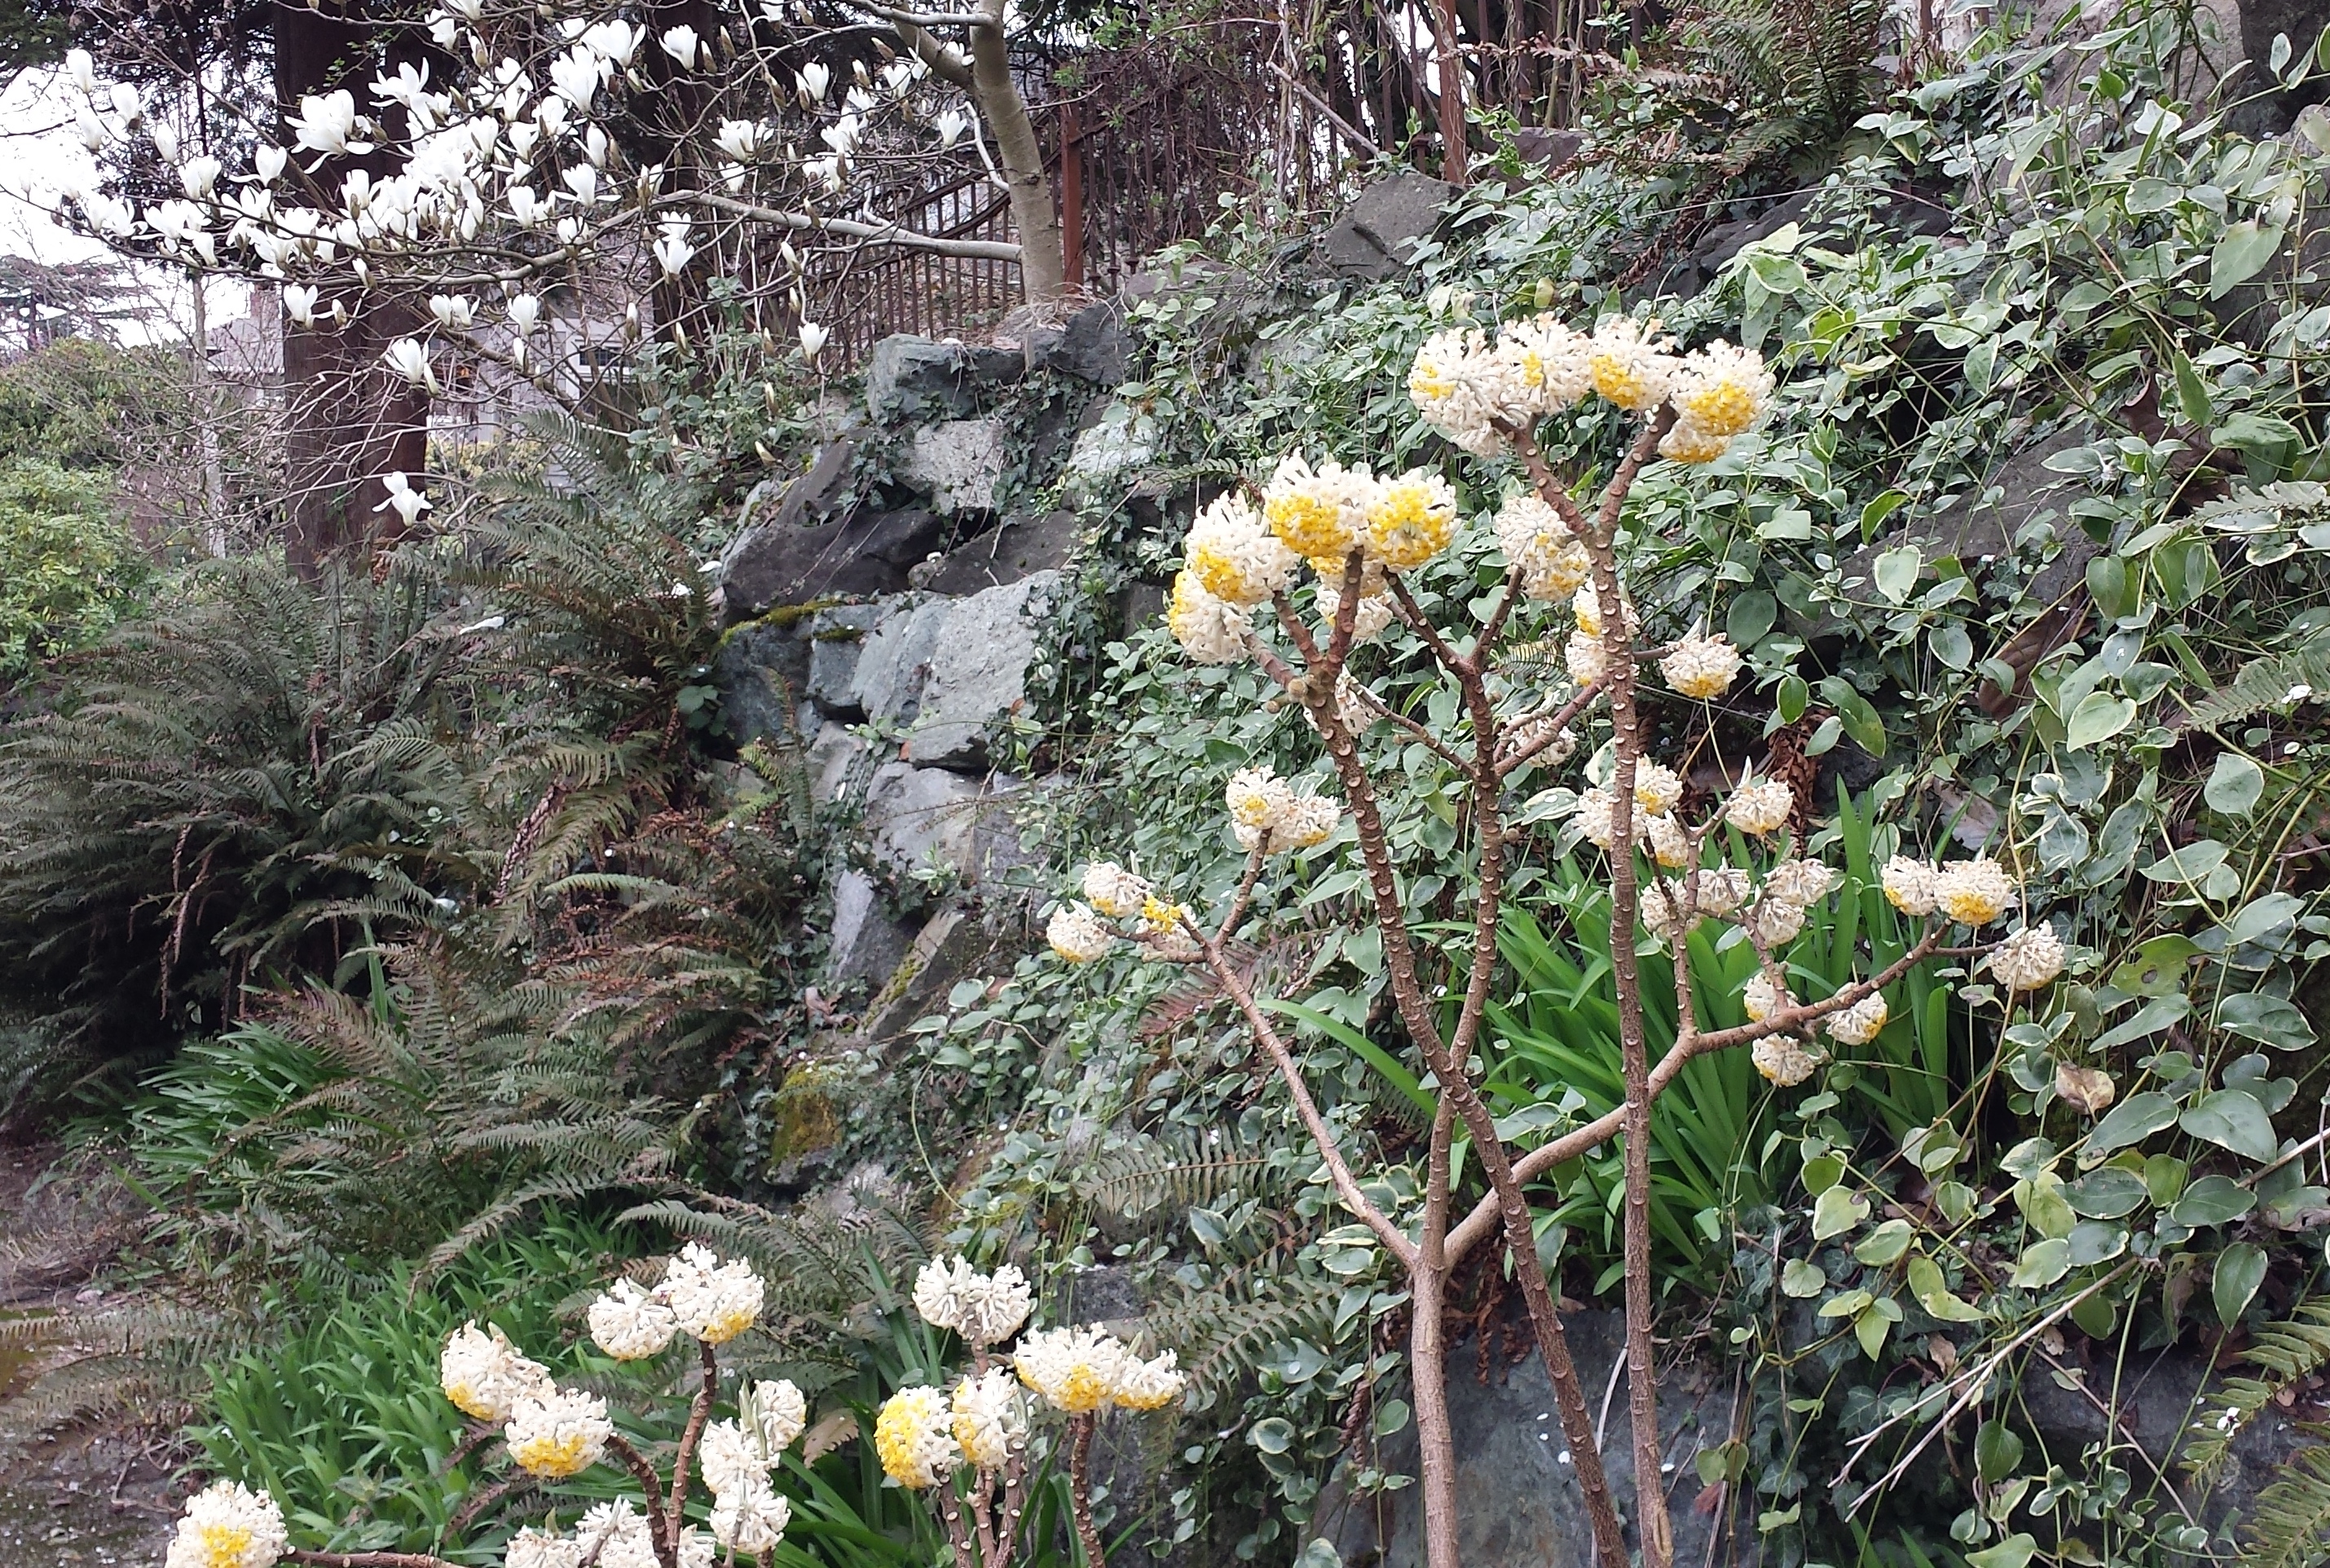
left=274, top=1, right=428, bottom=578
left=967, top=0, right=1068, bottom=306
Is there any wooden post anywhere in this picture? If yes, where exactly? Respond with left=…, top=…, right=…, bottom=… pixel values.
left=1059, top=103, right=1086, bottom=297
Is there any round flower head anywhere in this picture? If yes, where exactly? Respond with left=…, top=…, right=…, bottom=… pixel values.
left=1632, top=760, right=1684, bottom=817
left=1263, top=451, right=1376, bottom=564
left=588, top=1278, right=676, bottom=1362
left=1751, top=897, right=1809, bottom=946
left=1363, top=469, right=1460, bottom=572
left=1495, top=314, right=1593, bottom=417
left=745, top=1378, right=808, bottom=1457
left=1495, top=495, right=1590, bottom=600
left=1014, top=1324, right=1130, bottom=1414
left=1645, top=813, right=1692, bottom=870
left=1226, top=765, right=1288, bottom=835
left=1081, top=861, right=1152, bottom=921
left=167, top=1480, right=287, bottom=1568
left=1564, top=628, right=1608, bottom=686
left=1574, top=784, right=1623, bottom=850
left=1641, top=881, right=1698, bottom=939
left=874, top=1385, right=960, bottom=1489
left=1112, top=1349, right=1187, bottom=1412
left=951, top=1365, right=1031, bottom=1469
left=1670, top=341, right=1775, bottom=439
left=1167, top=570, right=1251, bottom=665
left=1693, top=865, right=1754, bottom=918
left=708, top=1476, right=791, bottom=1556
left=1936, top=857, right=2015, bottom=926
left=1752, top=1033, right=1820, bottom=1088
left=504, top=1526, right=584, bottom=1568
left=1825, top=990, right=1889, bottom=1047
left=440, top=1321, right=550, bottom=1422
left=575, top=1501, right=664, bottom=1568
left=1183, top=492, right=1297, bottom=607
left=1275, top=791, right=1341, bottom=849
left=1658, top=420, right=1733, bottom=465
left=1660, top=633, right=1742, bottom=700
left=1315, top=578, right=1398, bottom=642
left=1742, top=971, right=1790, bottom=1023
left=1408, top=327, right=1504, bottom=454
left=1572, top=580, right=1609, bottom=638
left=1504, top=712, right=1577, bottom=769
left=661, top=1243, right=763, bottom=1345
left=505, top=1386, right=613, bottom=1479
left=1141, top=894, right=1193, bottom=936
left=1881, top=856, right=1939, bottom=917
left=913, top=1256, right=1034, bottom=1346
left=700, top=1419, right=766, bottom=1500
left=1587, top=316, right=1680, bottom=412
left=1764, top=858, right=1839, bottom=910
left=1988, top=923, right=2067, bottom=991
left=1725, top=775, right=1795, bottom=837
left=1047, top=901, right=1116, bottom=962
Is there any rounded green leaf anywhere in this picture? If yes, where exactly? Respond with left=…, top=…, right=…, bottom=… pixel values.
left=1975, top=1419, right=2024, bottom=1483
left=2214, top=1242, right=2268, bottom=1328
left=2204, top=752, right=2266, bottom=815
left=2218, top=991, right=2317, bottom=1050
left=2066, top=691, right=2138, bottom=750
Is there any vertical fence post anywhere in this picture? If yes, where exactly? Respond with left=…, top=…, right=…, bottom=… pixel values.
left=1059, top=103, right=1086, bottom=298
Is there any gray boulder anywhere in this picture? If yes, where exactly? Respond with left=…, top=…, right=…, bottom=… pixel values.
left=865, top=335, right=1023, bottom=423
left=851, top=595, right=950, bottom=729
left=903, top=418, right=1009, bottom=514
left=720, top=506, right=952, bottom=615
left=1319, top=173, right=1457, bottom=280
left=804, top=604, right=884, bottom=716
left=806, top=720, right=870, bottom=808
left=714, top=621, right=808, bottom=748
left=826, top=869, right=916, bottom=987
left=1026, top=299, right=1133, bottom=385
left=770, top=437, right=860, bottom=530
left=903, top=572, right=1060, bottom=770
left=919, top=510, right=1080, bottom=595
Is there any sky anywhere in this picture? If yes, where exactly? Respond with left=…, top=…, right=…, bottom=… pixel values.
left=0, top=64, right=250, bottom=344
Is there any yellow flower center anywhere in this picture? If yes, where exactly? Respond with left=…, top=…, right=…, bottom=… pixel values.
left=444, top=1380, right=498, bottom=1421
left=511, top=1431, right=593, bottom=1479
left=1266, top=492, right=1354, bottom=562
left=193, top=1522, right=255, bottom=1567
left=1364, top=483, right=1455, bottom=571
left=1058, top=1363, right=1110, bottom=1414
left=699, top=1306, right=754, bottom=1345
left=1676, top=377, right=1760, bottom=438
left=1185, top=540, right=1256, bottom=606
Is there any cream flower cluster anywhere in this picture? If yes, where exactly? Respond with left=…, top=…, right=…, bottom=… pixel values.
left=1494, top=495, right=1590, bottom=601
left=1987, top=923, right=2067, bottom=991
left=1264, top=451, right=1382, bottom=570
left=1225, top=765, right=1341, bottom=853
left=1725, top=773, right=1795, bottom=836
left=439, top=1320, right=550, bottom=1421
left=658, top=1242, right=765, bottom=1345
left=1752, top=1034, right=1821, bottom=1088
left=1882, top=854, right=2018, bottom=926
left=1184, top=493, right=1297, bottom=607
left=874, top=1384, right=960, bottom=1490
left=587, top=1277, right=676, bottom=1362
left=951, top=1365, right=1032, bottom=1469
left=698, top=1381, right=804, bottom=1556
left=1082, top=861, right=1152, bottom=920
left=1659, top=632, right=1742, bottom=701
left=510, top=1501, right=714, bottom=1568
left=1013, top=1324, right=1187, bottom=1415
left=166, top=1480, right=287, bottom=1568
left=1315, top=578, right=1399, bottom=642
left=1047, top=901, right=1119, bottom=963
left=1825, top=990, right=1890, bottom=1047
left=913, top=1254, right=1036, bottom=1346
left=505, top=1385, right=614, bottom=1479
left=1408, top=315, right=1595, bottom=453
left=1660, top=341, right=1777, bottom=465
left=1166, top=571, right=1252, bottom=665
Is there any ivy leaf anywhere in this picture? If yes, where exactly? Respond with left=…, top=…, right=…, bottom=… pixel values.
left=1931, top=624, right=1973, bottom=670
left=2173, top=1174, right=2257, bottom=1227
left=1874, top=545, right=1923, bottom=604
left=2204, top=752, right=2266, bottom=815
left=2010, top=1237, right=2070, bottom=1288
left=1853, top=1219, right=1914, bottom=1266
left=2066, top=691, right=2138, bottom=749
left=2214, top=1242, right=2268, bottom=1328
left=1975, top=1419, right=2025, bottom=1482
left=2182, top=1090, right=2279, bottom=1163
left=2085, top=1090, right=2179, bottom=1156
left=1781, top=1258, right=1827, bottom=1297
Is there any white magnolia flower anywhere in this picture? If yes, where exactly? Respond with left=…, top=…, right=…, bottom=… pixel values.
left=429, top=293, right=473, bottom=330
left=179, top=154, right=222, bottom=200
left=659, top=1243, right=763, bottom=1344
left=504, top=1386, right=612, bottom=1478
left=653, top=219, right=695, bottom=276
left=293, top=90, right=370, bottom=158
left=280, top=285, right=320, bottom=328
left=439, top=1320, right=548, bottom=1421
left=659, top=24, right=701, bottom=66
left=935, top=108, right=967, bottom=148
left=508, top=293, right=541, bottom=333
left=66, top=46, right=95, bottom=94
left=166, top=1479, right=287, bottom=1568
left=254, top=144, right=288, bottom=183
left=382, top=337, right=438, bottom=392
left=798, top=319, right=830, bottom=359
left=588, top=1277, right=677, bottom=1361
left=797, top=62, right=831, bottom=104
left=373, top=470, right=431, bottom=530
left=549, top=44, right=600, bottom=107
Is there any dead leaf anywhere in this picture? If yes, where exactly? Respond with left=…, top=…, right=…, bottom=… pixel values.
left=2055, top=1062, right=2117, bottom=1115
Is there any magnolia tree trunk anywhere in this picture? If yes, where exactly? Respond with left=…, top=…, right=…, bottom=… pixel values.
left=275, top=1, right=429, bottom=576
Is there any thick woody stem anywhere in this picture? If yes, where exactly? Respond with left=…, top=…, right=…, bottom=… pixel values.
left=1583, top=408, right=1680, bottom=1568
left=972, top=1466, right=999, bottom=1568
left=604, top=1434, right=676, bottom=1568
left=1296, top=579, right=1628, bottom=1568
left=666, top=1339, right=720, bottom=1555
left=1212, top=838, right=1275, bottom=945
left=1412, top=1099, right=1460, bottom=1568
left=999, top=1451, right=1030, bottom=1565
left=1068, top=1414, right=1106, bottom=1568
left=941, top=1483, right=979, bottom=1568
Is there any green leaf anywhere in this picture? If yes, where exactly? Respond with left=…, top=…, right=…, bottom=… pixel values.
left=1250, top=1417, right=1296, bottom=1454
left=2112, top=935, right=2200, bottom=996
left=2218, top=991, right=2317, bottom=1050
left=1874, top=546, right=1923, bottom=604
left=2214, top=1242, right=2268, bottom=1328
left=1860, top=488, right=1910, bottom=540
left=2174, top=351, right=2213, bottom=423
left=2066, top=1168, right=2149, bottom=1218
left=1854, top=1301, right=1895, bottom=1359
left=1776, top=674, right=1809, bottom=724
left=1975, top=1419, right=2024, bottom=1483
left=2093, top=996, right=2191, bottom=1054
left=1969, top=1534, right=2037, bottom=1568
left=2086, top=1090, right=2179, bottom=1155
left=1853, top=1219, right=1914, bottom=1266
left=1781, top=1258, right=1827, bottom=1297
left=1725, top=591, right=1777, bottom=649
left=2204, top=752, right=2266, bottom=814
left=2212, top=411, right=2302, bottom=456
left=2173, top=1174, right=2257, bottom=1227
left=2142, top=840, right=2227, bottom=883
left=1262, top=999, right=1433, bottom=1117
left=2182, top=1090, right=2280, bottom=1163
left=1812, top=1185, right=1870, bottom=1240
left=1931, top=624, right=1973, bottom=670
left=2066, top=1219, right=2128, bottom=1266
left=1819, top=676, right=1887, bottom=756
left=2011, top=1238, right=2070, bottom=1288
left=1907, top=1253, right=1987, bottom=1323
left=2210, top=220, right=2285, bottom=297
left=2066, top=691, right=2138, bottom=749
